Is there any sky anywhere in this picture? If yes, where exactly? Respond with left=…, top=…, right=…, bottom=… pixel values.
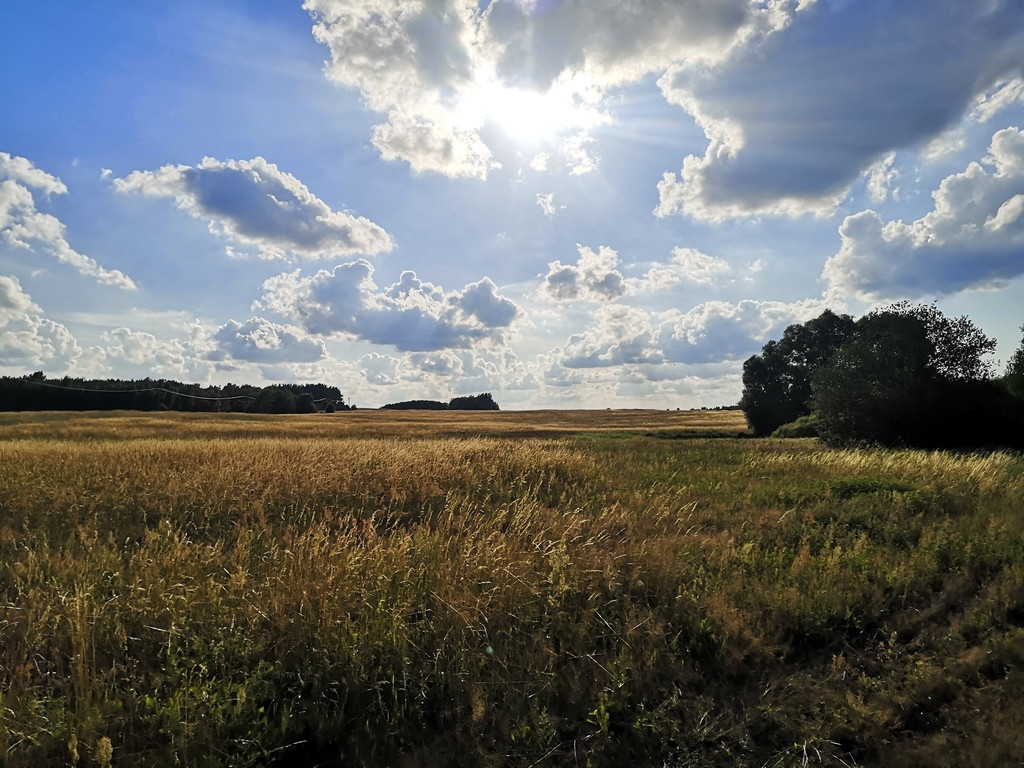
left=2, top=0, right=1023, bottom=409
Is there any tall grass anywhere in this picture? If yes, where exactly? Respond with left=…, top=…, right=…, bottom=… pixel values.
left=0, top=412, right=1022, bottom=766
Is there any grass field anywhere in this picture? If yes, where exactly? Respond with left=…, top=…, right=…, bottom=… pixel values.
left=1, top=410, right=1023, bottom=767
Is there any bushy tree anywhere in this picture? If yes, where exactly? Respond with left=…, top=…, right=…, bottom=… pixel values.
left=295, top=392, right=318, bottom=413
left=812, top=313, right=937, bottom=446
left=740, top=310, right=855, bottom=435
left=883, top=301, right=996, bottom=381
left=252, top=386, right=296, bottom=414
left=813, top=304, right=1020, bottom=448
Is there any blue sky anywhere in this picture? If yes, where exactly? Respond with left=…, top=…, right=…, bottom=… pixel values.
left=2, top=0, right=1023, bottom=408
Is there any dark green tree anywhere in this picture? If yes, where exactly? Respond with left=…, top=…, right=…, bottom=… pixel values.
left=883, top=301, right=996, bottom=381
left=252, top=386, right=296, bottom=414
left=812, top=304, right=1019, bottom=448
left=739, top=309, right=856, bottom=435
left=449, top=392, right=500, bottom=410
left=812, top=313, right=936, bottom=447
left=295, top=392, right=318, bottom=413
left=1004, top=324, right=1024, bottom=400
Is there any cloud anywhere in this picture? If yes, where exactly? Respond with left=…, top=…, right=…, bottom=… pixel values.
left=1, top=152, right=136, bottom=289
left=0, top=315, right=82, bottom=372
left=665, top=247, right=733, bottom=287
left=542, top=244, right=626, bottom=301
left=114, top=156, right=393, bottom=260
left=484, top=0, right=775, bottom=89
left=0, top=276, right=78, bottom=372
left=458, top=276, right=520, bottom=327
left=536, top=192, right=558, bottom=216
left=97, top=328, right=192, bottom=376
left=972, top=77, right=1024, bottom=123
left=258, top=260, right=519, bottom=351
left=303, top=0, right=796, bottom=177
left=209, top=317, right=327, bottom=364
left=823, top=126, right=1024, bottom=300
left=553, top=297, right=827, bottom=369
left=560, top=303, right=660, bottom=367
left=348, top=346, right=531, bottom=403
left=0, top=274, right=39, bottom=326
left=359, top=352, right=402, bottom=386
left=560, top=133, right=599, bottom=175
left=656, top=0, right=1024, bottom=220
left=657, top=299, right=827, bottom=364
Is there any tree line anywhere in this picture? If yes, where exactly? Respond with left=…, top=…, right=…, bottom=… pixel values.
left=380, top=393, right=500, bottom=410
left=740, top=303, right=1024, bottom=448
left=0, top=374, right=351, bottom=414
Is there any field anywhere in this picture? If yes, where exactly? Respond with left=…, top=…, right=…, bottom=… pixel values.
left=1, top=409, right=1023, bottom=767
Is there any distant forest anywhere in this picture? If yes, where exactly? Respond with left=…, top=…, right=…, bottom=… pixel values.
left=0, top=373, right=350, bottom=414
left=380, top=393, right=500, bottom=411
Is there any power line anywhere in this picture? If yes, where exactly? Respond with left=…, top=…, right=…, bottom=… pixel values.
left=18, top=379, right=255, bottom=402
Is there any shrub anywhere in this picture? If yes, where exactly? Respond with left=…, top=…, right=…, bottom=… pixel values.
left=772, top=412, right=819, bottom=438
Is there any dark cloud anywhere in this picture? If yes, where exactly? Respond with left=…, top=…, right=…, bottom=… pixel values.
left=305, top=0, right=794, bottom=177
left=115, top=157, right=393, bottom=259
left=658, top=0, right=1024, bottom=219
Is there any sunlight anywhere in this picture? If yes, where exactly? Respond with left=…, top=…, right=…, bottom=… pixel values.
left=457, top=79, right=606, bottom=144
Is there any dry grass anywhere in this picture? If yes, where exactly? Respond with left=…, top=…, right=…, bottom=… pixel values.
left=0, top=407, right=747, bottom=442
left=0, top=411, right=1021, bottom=767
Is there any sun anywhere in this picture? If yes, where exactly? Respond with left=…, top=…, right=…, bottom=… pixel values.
left=456, top=79, right=605, bottom=144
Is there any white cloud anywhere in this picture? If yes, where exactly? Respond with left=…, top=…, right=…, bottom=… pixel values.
left=348, top=346, right=530, bottom=403
left=542, top=244, right=626, bottom=301
left=657, top=298, right=827, bottom=364
left=99, top=328, right=192, bottom=376
left=560, top=303, right=660, bottom=367
left=656, top=0, right=1024, bottom=220
left=536, top=192, right=558, bottom=216
left=357, top=352, right=402, bottom=386
left=972, top=78, right=1024, bottom=124
left=303, top=0, right=797, bottom=178
left=824, top=126, right=1024, bottom=300
left=866, top=153, right=900, bottom=203
left=665, top=247, right=732, bottom=286
left=114, top=156, right=393, bottom=260
left=551, top=297, right=827, bottom=370
left=561, top=133, right=599, bottom=175
left=0, top=315, right=82, bottom=372
left=258, top=260, right=519, bottom=351
left=210, top=317, right=327, bottom=364
left=0, top=275, right=81, bottom=373
left=0, top=153, right=67, bottom=195
left=1, top=152, right=136, bottom=289
left=0, top=274, right=39, bottom=326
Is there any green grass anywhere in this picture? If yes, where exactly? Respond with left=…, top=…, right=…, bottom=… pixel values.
left=0, top=411, right=1022, bottom=766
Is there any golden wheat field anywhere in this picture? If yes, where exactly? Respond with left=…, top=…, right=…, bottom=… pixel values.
left=1, top=409, right=1022, bottom=767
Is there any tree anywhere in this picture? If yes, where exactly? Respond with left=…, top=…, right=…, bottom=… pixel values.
left=812, top=304, right=1018, bottom=448
left=252, top=386, right=296, bottom=414
left=295, top=392, right=318, bottom=413
left=449, top=392, right=500, bottom=410
left=812, top=312, right=936, bottom=447
left=739, top=310, right=856, bottom=435
left=1004, top=324, right=1024, bottom=400
left=883, top=301, right=996, bottom=381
